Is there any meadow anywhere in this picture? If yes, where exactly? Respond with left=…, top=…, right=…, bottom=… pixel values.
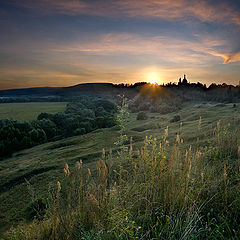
left=0, top=102, right=239, bottom=239
left=0, top=102, right=67, bottom=121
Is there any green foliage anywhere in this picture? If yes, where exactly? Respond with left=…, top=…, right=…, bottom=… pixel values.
left=32, top=119, right=57, bottom=140
left=0, top=97, right=117, bottom=158
left=29, top=129, right=47, bottom=144
left=0, top=119, right=34, bottom=157
left=114, top=96, right=129, bottom=153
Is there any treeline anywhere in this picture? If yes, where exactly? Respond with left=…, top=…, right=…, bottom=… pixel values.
left=165, top=82, right=240, bottom=102
left=128, top=82, right=239, bottom=114
left=1, top=82, right=239, bottom=104
left=0, top=97, right=116, bottom=158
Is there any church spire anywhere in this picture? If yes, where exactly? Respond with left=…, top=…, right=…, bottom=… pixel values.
left=182, top=74, right=188, bottom=84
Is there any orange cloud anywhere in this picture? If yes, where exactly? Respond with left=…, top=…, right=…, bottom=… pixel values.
left=210, top=51, right=240, bottom=64
left=223, top=52, right=240, bottom=64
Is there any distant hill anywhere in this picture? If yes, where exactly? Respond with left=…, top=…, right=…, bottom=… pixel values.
left=0, top=83, right=139, bottom=98
left=62, top=83, right=119, bottom=97
left=0, top=87, right=61, bottom=97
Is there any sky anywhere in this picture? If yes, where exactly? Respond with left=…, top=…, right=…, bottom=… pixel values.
left=0, top=0, right=240, bottom=89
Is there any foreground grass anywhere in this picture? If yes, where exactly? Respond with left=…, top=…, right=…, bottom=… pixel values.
left=0, top=102, right=67, bottom=121
left=0, top=102, right=239, bottom=238
left=4, top=119, right=240, bottom=239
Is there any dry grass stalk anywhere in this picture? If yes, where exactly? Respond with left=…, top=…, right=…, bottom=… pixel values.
left=52, top=181, right=61, bottom=240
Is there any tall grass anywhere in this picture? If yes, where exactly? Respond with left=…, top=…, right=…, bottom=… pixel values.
left=5, top=122, right=240, bottom=240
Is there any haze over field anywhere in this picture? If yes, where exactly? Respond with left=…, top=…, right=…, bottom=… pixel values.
left=0, top=0, right=240, bottom=89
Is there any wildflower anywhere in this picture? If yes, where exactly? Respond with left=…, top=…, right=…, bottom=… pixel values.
left=9, top=227, right=13, bottom=232
left=194, top=229, right=197, bottom=234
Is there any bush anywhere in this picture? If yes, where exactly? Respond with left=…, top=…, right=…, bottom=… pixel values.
left=74, top=128, right=86, bottom=135
left=170, top=115, right=181, bottom=123
left=32, top=119, right=57, bottom=140
left=136, top=111, right=148, bottom=120
left=24, top=198, right=47, bottom=221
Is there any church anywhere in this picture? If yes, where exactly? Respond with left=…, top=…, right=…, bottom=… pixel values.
left=178, top=74, right=188, bottom=85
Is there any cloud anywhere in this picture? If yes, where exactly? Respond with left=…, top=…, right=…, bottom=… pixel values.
left=13, top=0, right=88, bottom=15
left=49, top=32, right=228, bottom=66
left=12, top=0, right=240, bottom=26
left=223, top=52, right=240, bottom=64
left=210, top=51, right=240, bottom=64
left=117, top=0, right=240, bottom=26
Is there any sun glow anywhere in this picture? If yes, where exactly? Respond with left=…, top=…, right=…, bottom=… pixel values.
left=147, top=71, right=162, bottom=85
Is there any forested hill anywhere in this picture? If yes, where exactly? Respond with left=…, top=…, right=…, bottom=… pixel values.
left=0, top=82, right=239, bottom=103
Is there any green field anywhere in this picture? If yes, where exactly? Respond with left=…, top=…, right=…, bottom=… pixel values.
left=0, top=102, right=67, bottom=121
left=0, top=102, right=239, bottom=238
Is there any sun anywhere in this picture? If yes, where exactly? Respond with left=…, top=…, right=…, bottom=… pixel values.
left=148, top=71, right=161, bottom=85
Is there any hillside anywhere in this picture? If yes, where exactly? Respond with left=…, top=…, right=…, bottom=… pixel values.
left=0, top=83, right=139, bottom=100
left=0, top=102, right=239, bottom=238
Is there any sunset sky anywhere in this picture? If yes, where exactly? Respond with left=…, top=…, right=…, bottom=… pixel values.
left=0, top=0, right=240, bottom=89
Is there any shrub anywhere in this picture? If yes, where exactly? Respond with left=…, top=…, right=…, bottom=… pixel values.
left=74, top=128, right=86, bottom=135
left=24, top=198, right=47, bottom=221
left=170, top=115, right=181, bottom=123
left=32, top=119, right=57, bottom=140
left=136, top=111, right=148, bottom=120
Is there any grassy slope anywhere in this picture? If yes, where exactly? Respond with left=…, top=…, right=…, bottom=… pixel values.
left=0, top=102, right=67, bottom=121
left=0, top=102, right=239, bottom=234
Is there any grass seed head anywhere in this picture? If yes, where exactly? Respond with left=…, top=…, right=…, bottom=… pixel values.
left=57, top=181, right=61, bottom=192
left=75, top=160, right=82, bottom=170
left=64, top=163, right=70, bottom=176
